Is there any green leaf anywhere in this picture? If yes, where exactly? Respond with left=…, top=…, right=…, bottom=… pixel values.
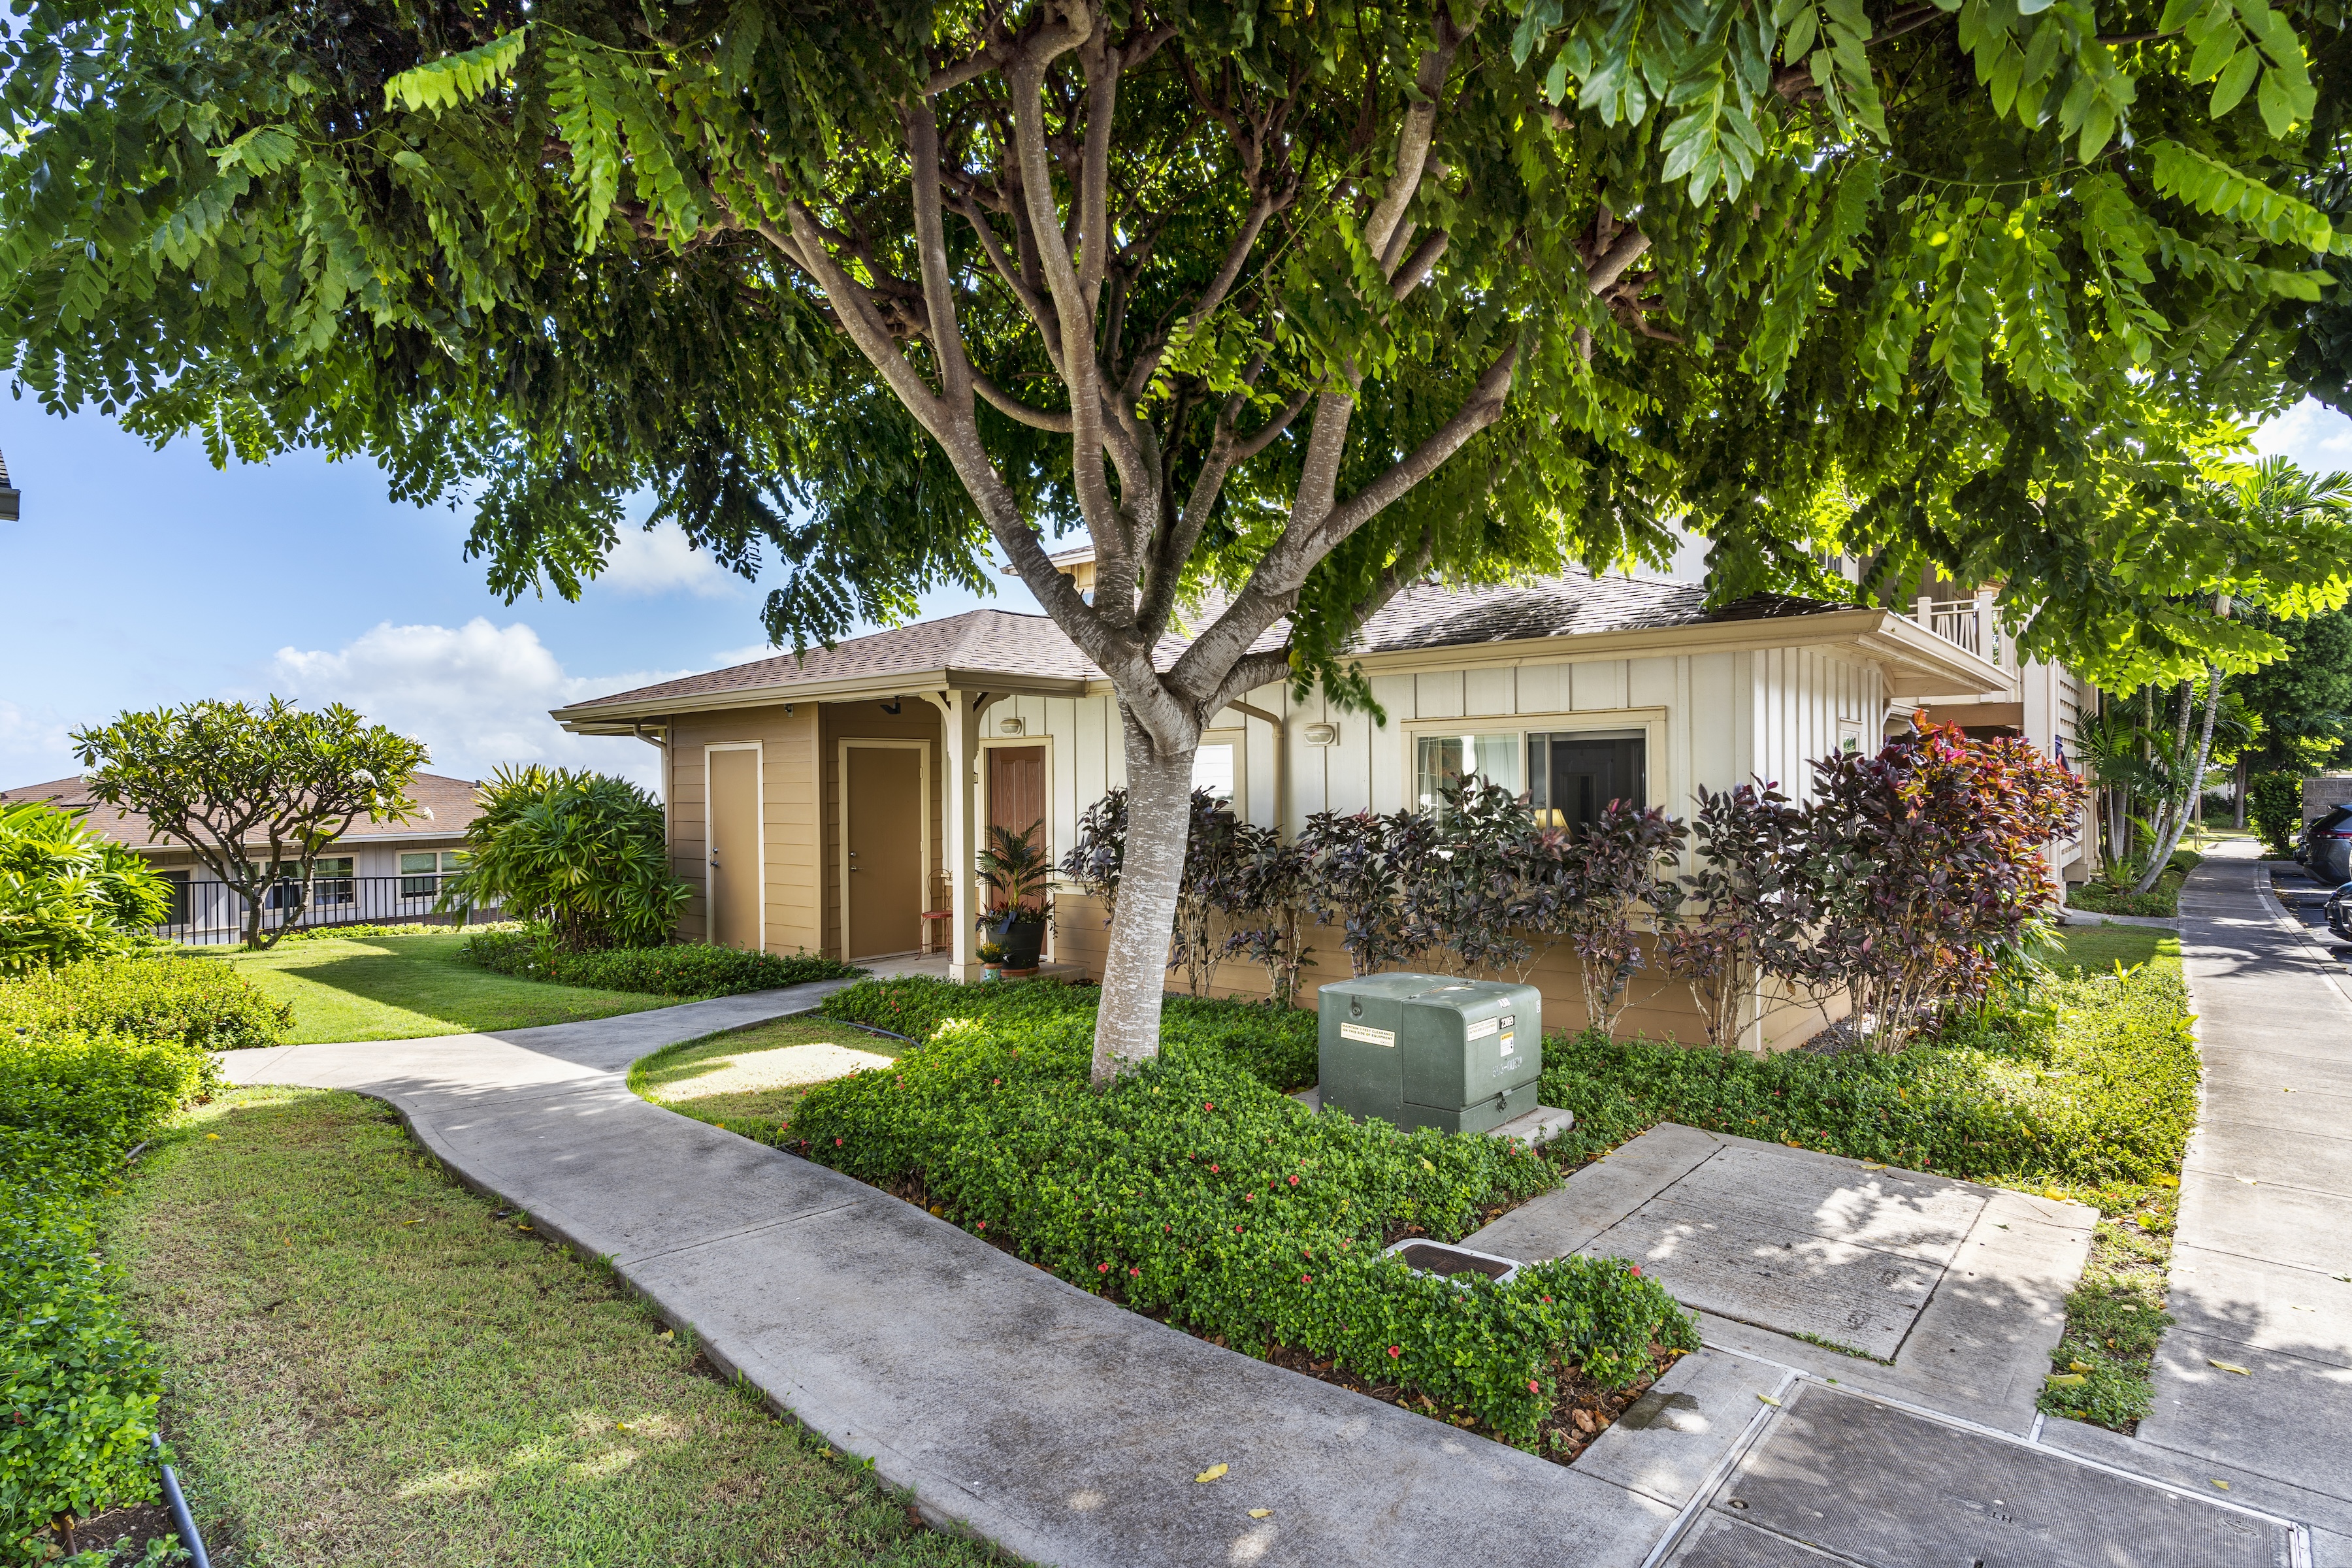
left=384, top=28, right=528, bottom=113
left=2210, top=47, right=2260, bottom=115
left=2255, top=65, right=2296, bottom=137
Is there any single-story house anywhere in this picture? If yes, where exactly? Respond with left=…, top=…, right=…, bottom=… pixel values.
left=0, top=771, right=485, bottom=939
left=553, top=557, right=2096, bottom=1050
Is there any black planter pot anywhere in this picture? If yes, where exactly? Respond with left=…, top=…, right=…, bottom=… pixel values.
left=990, top=910, right=1046, bottom=968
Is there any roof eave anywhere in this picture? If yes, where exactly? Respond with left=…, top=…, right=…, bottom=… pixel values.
left=553, top=664, right=1098, bottom=730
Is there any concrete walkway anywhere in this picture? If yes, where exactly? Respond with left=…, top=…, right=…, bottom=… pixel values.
left=2116, top=840, right=2352, bottom=1560
left=220, top=983, right=1680, bottom=1568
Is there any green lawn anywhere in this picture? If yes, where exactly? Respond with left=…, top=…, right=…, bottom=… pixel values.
left=630, top=1015, right=908, bottom=1143
left=192, top=932, right=667, bottom=1043
left=2050, top=923, right=2181, bottom=976
left=106, top=1088, right=992, bottom=1568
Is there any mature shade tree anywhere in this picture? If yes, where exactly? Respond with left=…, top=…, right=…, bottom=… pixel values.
left=73, top=698, right=429, bottom=949
left=8, top=0, right=2352, bottom=1072
left=2235, top=604, right=2352, bottom=772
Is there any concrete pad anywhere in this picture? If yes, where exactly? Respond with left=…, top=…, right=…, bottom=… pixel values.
left=651, top=1040, right=894, bottom=1099
left=2187, top=1119, right=2352, bottom=1201
left=1660, top=1143, right=1989, bottom=1265
left=2314, top=1524, right=2352, bottom=1566
left=1463, top=1123, right=1724, bottom=1262
left=2138, top=1327, right=2352, bottom=1504
left=2164, top=1246, right=2352, bottom=1369
left=1716, top=1384, right=2291, bottom=1565
left=2172, top=1171, right=2352, bottom=1278
left=1573, top=1348, right=1789, bottom=1507
left=2037, top=1416, right=2352, bottom=1540
left=1488, top=1103, right=1576, bottom=1146
left=1580, top=1192, right=1946, bottom=1361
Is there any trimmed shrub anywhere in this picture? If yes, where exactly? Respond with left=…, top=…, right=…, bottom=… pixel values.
left=0, top=954, right=290, bottom=1055
left=439, top=766, right=689, bottom=951
left=796, top=985, right=1693, bottom=1446
left=1539, top=964, right=2197, bottom=1188
left=466, top=931, right=861, bottom=997
left=2249, top=771, right=2304, bottom=857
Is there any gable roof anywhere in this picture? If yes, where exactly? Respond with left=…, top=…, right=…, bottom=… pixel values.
left=553, top=568, right=2002, bottom=728
left=0, top=772, right=484, bottom=853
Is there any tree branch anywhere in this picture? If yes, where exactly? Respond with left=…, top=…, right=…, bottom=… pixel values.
left=973, top=369, right=1075, bottom=431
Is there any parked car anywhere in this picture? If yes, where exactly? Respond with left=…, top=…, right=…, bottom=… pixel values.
left=2298, top=804, right=2352, bottom=884
left=2328, top=881, right=2352, bottom=943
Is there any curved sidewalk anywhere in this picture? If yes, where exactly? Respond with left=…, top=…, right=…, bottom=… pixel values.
left=219, top=983, right=1674, bottom=1568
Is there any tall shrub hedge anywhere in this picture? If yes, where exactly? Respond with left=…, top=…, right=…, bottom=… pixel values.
left=2248, top=771, right=2305, bottom=857
left=0, top=958, right=282, bottom=1561
left=798, top=979, right=1694, bottom=1446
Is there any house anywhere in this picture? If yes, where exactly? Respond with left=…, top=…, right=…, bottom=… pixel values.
left=0, top=771, right=487, bottom=940
left=553, top=557, right=2095, bottom=1050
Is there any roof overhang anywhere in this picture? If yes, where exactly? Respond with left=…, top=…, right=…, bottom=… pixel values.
left=552, top=665, right=1098, bottom=733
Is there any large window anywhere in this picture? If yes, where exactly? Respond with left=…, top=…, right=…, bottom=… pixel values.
left=1193, top=743, right=1235, bottom=802
left=1527, top=731, right=1646, bottom=834
left=400, top=851, right=465, bottom=898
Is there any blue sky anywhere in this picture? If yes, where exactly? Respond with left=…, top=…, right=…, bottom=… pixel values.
left=6, top=398, right=2351, bottom=794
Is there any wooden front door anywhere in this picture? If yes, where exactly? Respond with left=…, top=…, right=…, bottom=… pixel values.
left=845, top=745, right=924, bottom=958
left=988, top=745, right=1047, bottom=863
left=707, top=746, right=762, bottom=949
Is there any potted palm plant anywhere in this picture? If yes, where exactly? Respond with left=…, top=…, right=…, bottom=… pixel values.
left=975, top=819, right=1052, bottom=974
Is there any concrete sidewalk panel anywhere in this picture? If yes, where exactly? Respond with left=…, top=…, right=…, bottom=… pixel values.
left=1665, top=1514, right=1850, bottom=1565
left=2038, top=1414, right=2352, bottom=1540
left=2172, top=1171, right=2352, bottom=1278
left=1650, top=1144, right=1989, bottom=1266
left=1463, top=1124, right=1724, bottom=1262
left=1717, top=1384, right=2289, bottom=1565
left=2187, top=1120, right=2352, bottom=1199
left=1573, top=1348, right=1786, bottom=1507
left=2164, top=1245, right=2352, bottom=1369
left=2138, top=1327, right=2352, bottom=1505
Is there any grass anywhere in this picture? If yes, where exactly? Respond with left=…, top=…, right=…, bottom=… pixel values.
left=2046, top=923, right=2181, bottom=977
left=630, top=1016, right=909, bottom=1143
left=105, top=1087, right=998, bottom=1568
left=191, top=932, right=668, bottom=1043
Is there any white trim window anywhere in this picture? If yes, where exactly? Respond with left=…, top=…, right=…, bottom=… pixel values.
left=1413, top=725, right=1649, bottom=833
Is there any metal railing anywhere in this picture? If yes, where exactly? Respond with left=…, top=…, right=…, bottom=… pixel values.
left=155, top=874, right=504, bottom=946
left=1913, top=591, right=2007, bottom=668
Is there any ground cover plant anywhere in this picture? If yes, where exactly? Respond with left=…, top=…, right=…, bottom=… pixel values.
left=798, top=979, right=1695, bottom=1451
left=200, top=932, right=664, bottom=1044
left=1, top=955, right=270, bottom=1562
left=465, top=930, right=861, bottom=998
left=105, top=1086, right=996, bottom=1568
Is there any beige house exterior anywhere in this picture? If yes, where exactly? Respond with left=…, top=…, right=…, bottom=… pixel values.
left=555, top=560, right=2087, bottom=1051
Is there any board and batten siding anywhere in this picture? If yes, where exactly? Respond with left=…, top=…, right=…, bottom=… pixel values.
left=663, top=706, right=823, bottom=956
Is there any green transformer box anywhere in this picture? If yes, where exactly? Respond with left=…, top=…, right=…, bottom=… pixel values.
left=1316, top=973, right=1543, bottom=1134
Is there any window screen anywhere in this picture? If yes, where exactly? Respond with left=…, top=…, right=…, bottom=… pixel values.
left=1526, top=732, right=1646, bottom=834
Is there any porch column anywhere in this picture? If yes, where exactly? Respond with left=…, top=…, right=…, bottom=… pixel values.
left=1974, top=585, right=2000, bottom=667
left=927, top=691, right=982, bottom=977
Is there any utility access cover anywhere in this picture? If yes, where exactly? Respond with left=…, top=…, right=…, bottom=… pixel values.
left=1677, top=1384, right=2290, bottom=1567
left=1576, top=1143, right=1987, bottom=1360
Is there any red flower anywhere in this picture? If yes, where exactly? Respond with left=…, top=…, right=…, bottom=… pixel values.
left=1629, top=1266, right=1642, bottom=1277
left=977, top=1222, right=987, bottom=1230
left=1204, top=1102, right=1215, bottom=1111
left=1301, top=1274, right=1311, bottom=1284
left=1129, top=1267, right=1140, bottom=1277
left=1235, top=1225, right=1245, bottom=1233
left=1287, top=1175, right=1299, bottom=1186
left=1098, top=1263, right=1110, bottom=1273
left=1529, top=1380, right=1541, bottom=1394
left=1387, top=1345, right=1401, bottom=1358
left=1541, top=1296, right=1552, bottom=1303
left=1209, top=1165, right=1219, bottom=1173
left=834, top=1137, right=843, bottom=1147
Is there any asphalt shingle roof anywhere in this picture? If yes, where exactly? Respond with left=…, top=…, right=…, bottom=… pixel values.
left=565, top=572, right=1844, bottom=713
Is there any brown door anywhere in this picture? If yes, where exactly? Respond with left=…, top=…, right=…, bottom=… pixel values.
left=988, top=745, right=1047, bottom=879
left=708, top=747, right=762, bottom=950
left=846, top=745, right=923, bottom=958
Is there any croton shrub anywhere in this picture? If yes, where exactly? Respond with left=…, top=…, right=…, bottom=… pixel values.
left=802, top=979, right=1695, bottom=1446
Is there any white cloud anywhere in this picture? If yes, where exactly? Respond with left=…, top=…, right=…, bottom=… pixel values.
left=269, top=619, right=687, bottom=791
left=2253, top=397, right=2352, bottom=476
left=598, top=521, right=740, bottom=598
left=0, top=698, right=76, bottom=789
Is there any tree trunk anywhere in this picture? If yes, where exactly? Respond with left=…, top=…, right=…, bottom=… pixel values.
left=1090, top=713, right=1198, bottom=1086
left=2135, top=668, right=2223, bottom=894
left=2232, top=755, right=2248, bottom=829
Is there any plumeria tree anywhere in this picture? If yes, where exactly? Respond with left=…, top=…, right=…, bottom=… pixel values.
left=8, top=0, right=2352, bottom=1074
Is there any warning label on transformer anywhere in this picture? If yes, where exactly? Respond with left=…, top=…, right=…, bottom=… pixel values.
left=1340, top=1022, right=1396, bottom=1047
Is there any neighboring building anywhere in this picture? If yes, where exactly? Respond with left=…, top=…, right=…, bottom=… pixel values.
left=2305, top=772, right=2352, bottom=825
left=0, top=772, right=485, bottom=939
left=553, top=560, right=2092, bottom=1051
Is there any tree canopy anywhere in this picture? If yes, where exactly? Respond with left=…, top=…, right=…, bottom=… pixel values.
left=14, top=0, right=2352, bottom=1064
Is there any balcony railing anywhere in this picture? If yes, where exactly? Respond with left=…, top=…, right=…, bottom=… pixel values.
left=156, top=875, right=504, bottom=946
left=1913, top=591, right=2008, bottom=668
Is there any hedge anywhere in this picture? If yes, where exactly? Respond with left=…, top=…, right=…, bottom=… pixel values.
left=0, top=954, right=291, bottom=1055
left=0, top=958, right=281, bottom=1561
left=1538, top=964, right=2198, bottom=1187
left=793, top=980, right=1694, bottom=1446
left=465, top=930, right=862, bottom=998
